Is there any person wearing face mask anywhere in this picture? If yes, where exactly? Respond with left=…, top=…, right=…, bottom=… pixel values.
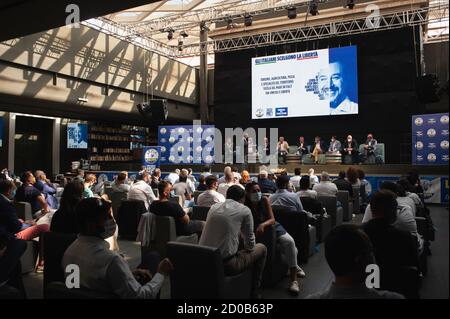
left=342, top=135, right=358, bottom=164
left=244, top=182, right=305, bottom=296
left=0, top=179, right=49, bottom=272
left=15, top=171, right=50, bottom=217
left=62, top=197, right=173, bottom=298
left=82, top=174, right=97, bottom=199
left=197, top=175, right=225, bottom=207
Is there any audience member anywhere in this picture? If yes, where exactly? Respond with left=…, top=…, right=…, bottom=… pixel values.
left=218, top=171, right=242, bottom=197
left=82, top=174, right=97, bottom=199
left=346, top=167, right=361, bottom=190
left=166, top=169, right=180, bottom=185
left=74, top=169, right=85, bottom=182
left=333, top=171, right=354, bottom=197
left=15, top=171, right=50, bottom=216
left=150, top=181, right=204, bottom=236
left=199, top=185, right=267, bottom=299
left=201, top=165, right=212, bottom=178
left=240, top=170, right=251, bottom=186
left=306, top=224, right=404, bottom=299
left=197, top=176, right=225, bottom=207
left=290, top=168, right=302, bottom=189
left=258, top=170, right=277, bottom=194
left=297, top=176, right=318, bottom=199
left=395, top=182, right=418, bottom=217
left=313, top=172, right=338, bottom=197
left=62, top=197, right=173, bottom=298
left=217, top=166, right=232, bottom=185
left=129, top=171, right=157, bottom=211
left=50, top=180, right=84, bottom=234
left=270, top=175, right=304, bottom=212
left=150, top=168, right=161, bottom=189
left=245, top=182, right=305, bottom=295
left=196, top=175, right=207, bottom=191
left=111, top=172, right=130, bottom=193
left=397, top=179, right=423, bottom=210
left=309, top=168, right=319, bottom=187
left=34, top=170, right=58, bottom=209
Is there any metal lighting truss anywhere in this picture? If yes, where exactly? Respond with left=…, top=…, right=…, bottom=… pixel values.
left=179, top=2, right=449, bottom=56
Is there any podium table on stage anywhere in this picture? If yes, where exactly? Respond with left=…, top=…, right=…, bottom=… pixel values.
left=325, top=153, right=342, bottom=164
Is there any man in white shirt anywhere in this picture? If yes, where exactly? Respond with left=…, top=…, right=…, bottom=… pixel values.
left=165, top=169, right=180, bottom=185
left=199, top=185, right=267, bottom=299
left=297, top=175, right=318, bottom=200
left=269, top=175, right=304, bottom=212
left=111, top=172, right=130, bottom=193
left=290, top=168, right=302, bottom=189
left=128, top=171, right=157, bottom=210
left=62, top=197, right=173, bottom=298
left=313, top=172, right=338, bottom=197
left=217, top=166, right=232, bottom=185
left=197, top=175, right=225, bottom=207
left=309, top=168, right=319, bottom=187
left=277, top=137, right=289, bottom=164
left=218, top=172, right=243, bottom=197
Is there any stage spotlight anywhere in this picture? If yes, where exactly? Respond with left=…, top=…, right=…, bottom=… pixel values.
left=178, top=39, right=184, bottom=51
left=244, top=13, right=253, bottom=27
left=309, top=0, right=319, bottom=16
left=180, top=30, right=188, bottom=38
left=226, top=16, right=233, bottom=29
left=287, top=6, right=297, bottom=19
left=167, top=28, right=174, bottom=40
left=344, top=0, right=355, bottom=9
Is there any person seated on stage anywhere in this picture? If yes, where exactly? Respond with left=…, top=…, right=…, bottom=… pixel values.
left=258, top=170, right=277, bottom=194
left=15, top=171, right=51, bottom=217
left=297, top=175, right=318, bottom=200
left=333, top=171, right=354, bottom=198
left=313, top=172, right=338, bottom=197
left=296, top=136, right=309, bottom=158
left=270, top=175, right=304, bottom=212
left=112, top=172, right=131, bottom=193
left=150, top=169, right=161, bottom=189
left=34, top=170, right=58, bottom=209
left=342, top=135, right=358, bottom=164
left=277, top=136, right=289, bottom=165
left=129, top=171, right=157, bottom=211
left=82, top=174, right=97, bottom=199
left=290, top=168, right=302, bottom=190
left=197, top=176, right=226, bottom=207
left=310, top=136, right=326, bottom=164
left=362, top=134, right=378, bottom=164
left=244, top=181, right=305, bottom=296
left=199, top=185, right=267, bottom=299
left=308, top=168, right=319, bottom=188
left=327, top=136, right=342, bottom=154
left=151, top=181, right=205, bottom=237
left=63, top=197, right=173, bottom=299
left=306, top=224, right=404, bottom=299
left=196, top=175, right=208, bottom=191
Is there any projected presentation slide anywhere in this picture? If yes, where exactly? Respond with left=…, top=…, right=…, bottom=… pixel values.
left=252, top=45, right=358, bottom=119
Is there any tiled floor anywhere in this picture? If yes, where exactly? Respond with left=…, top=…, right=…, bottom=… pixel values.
left=22, top=206, right=449, bottom=299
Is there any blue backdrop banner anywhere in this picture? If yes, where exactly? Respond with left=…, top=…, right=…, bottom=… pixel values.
left=142, top=146, right=161, bottom=173
left=412, top=113, right=449, bottom=165
left=158, top=125, right=215, bottom=165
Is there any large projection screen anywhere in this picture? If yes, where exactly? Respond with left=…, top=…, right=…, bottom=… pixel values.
left=252, top=45, right=358, bottom=119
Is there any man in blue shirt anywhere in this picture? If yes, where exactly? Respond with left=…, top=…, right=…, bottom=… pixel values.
left=258, top=170, right=277, bottom=194
left=269, top=175, right=304, bottom=212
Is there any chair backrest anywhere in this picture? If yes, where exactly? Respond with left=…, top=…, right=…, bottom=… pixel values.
left=168, top=195, right=183, bottom=207
left=288, top=145, right=297, bottom=154
left=153, top=216, right=178, bottom=258
left=13, top=201, right=33, bottom=220
left=104, top=186, right=114, bottom=198
left=375, top=143, right=385, bottom=162
left=300, top=196, right=323, bottom=215
left=167, top=241, right=225, bottom=299
left=272, top=207, right=310, bottom=263
left=193, top=191, right=204, bottom=204
left=192, top=206, right=211, bottom=221
left=337, top=190, right=351, bottom=221
left=110, top=192, right=128, bottom=219
left=43, top=232, right=78, bottom=293
left=317, top=195, right=338, bottom=226
left=117, top=200, right=147, bottom=240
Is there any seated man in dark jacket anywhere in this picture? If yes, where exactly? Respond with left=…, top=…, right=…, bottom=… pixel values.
left=362, top=190, right=419, bottom=296
left=333, top=171, right=354, bottom=198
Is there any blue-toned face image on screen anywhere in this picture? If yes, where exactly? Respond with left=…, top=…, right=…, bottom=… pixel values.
left=251, top=45, right=358, bottom=119
left=67, top=123, right=88, bottom=149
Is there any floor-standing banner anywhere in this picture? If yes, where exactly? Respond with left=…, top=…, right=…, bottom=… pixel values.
left=142, top=146, right=161, bottom=174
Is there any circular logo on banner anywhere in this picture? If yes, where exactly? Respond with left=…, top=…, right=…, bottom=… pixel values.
left=440, top=115, right=449, bottom=125
left=441, top=140, right=449, bottom=150
left=196, top=146, right=203, bottom=153
left=161, top=146, right=166, bottom=153
left=144, top=149, right=159, bottom=164
left=160, top=128, right=167, bottom=134
left=178, top=128, right=185, bottom=134
left=427, top=128, right=437, bottom=138
left=205, top=155, right=213, bottom=163
left=414, top=117, right=424, bottom=126
left=427, top=153, right=437, bottom=162
left=169, top=155, right=176, bottom=162
left=415, top=141, right=424, bottom=150
left=256, top=108, right=264, bottom=118
left=169, top=137, right=176, bottom=143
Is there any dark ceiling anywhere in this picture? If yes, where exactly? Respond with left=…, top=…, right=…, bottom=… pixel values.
left=0, top=0, right=158, bottom=42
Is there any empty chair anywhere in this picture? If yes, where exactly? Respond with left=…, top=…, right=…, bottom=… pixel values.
left=117, top=200, right=147, bottom=240
left=167, top=241, right=252, bottom=299
left=110, top=192, right=128, bottom=219
left=317, top=195, right=344, bottom=227
left=337, top=190, right=353, bottom=222
left=191, top=206, right=211, bottom=221
left=149, top=216, right=198, bottom=258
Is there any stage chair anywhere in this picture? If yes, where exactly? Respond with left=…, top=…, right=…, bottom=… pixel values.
left=375, top=143, right=385, bottom=164
left=317, top=195, right=344, bottom=227
left=167, top=241, right=252, bottom=299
